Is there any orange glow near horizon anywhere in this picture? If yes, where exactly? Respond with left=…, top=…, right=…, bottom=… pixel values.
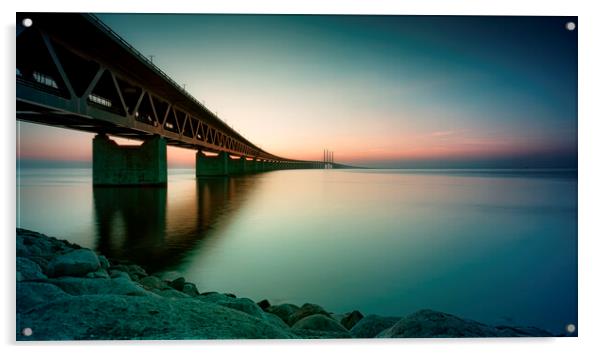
left=17, top=121, right=573, bottom=168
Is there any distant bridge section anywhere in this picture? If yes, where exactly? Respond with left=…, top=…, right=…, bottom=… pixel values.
left=16, top=13, right=344, bottom=185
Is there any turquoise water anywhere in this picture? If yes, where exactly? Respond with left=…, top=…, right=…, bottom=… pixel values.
left=16, top=168, right=577, bottom=334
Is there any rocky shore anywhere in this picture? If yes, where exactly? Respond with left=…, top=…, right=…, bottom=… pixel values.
left=16, top=228, right=553, bottom=340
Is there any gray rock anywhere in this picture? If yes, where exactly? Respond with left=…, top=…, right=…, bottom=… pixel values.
left=17, top=257, right=47, bottom=281
left=47, top=276, right=152, bottom=297
left=198, top=292, right=231, bottom=303
left=495, top=326, right=553, bottom=337
left=263, top=312, right=289, bottom=329
left=211, top=297, right=265, bottom=319
left=341, top=310, right=364, bottom=330
left=86, top=269, right=110, bottom=279
left=257, top=299, right=271, bottom=310
left=17, top=281, right=71, bottom=313
left=182, top=283, right=199, bottom=297
left=154, top=271, right=183, bottom=282
left=199, top=291, right=218, bottom=296
left=110, top=264, right=147, bottom=279
left=331, top=313, right=345, bottom=323
left=155, top=289, right=190, bottom=299
left=17, top=295, right=297, bottom=340
left=292, top=314, right=350, bottom=336
left=264, top=303, right=300, bottom=324
left=169, top=277, right=186, bottom=291
left=109, top=270, right=131, bottom=280
left=27, top=256, right=50, bottom=274
left=16, top=230, right=56, bottom=259
left=139, top=276, right=167, bottom=290
left=377, top=309, right=500, bottom=338
left=350, top=314, right=400, bottom=338
left=98, top=255, right=110, bottom=269
left=287, top=303, right=331, bottom=326
left=48, top=249, right=100, bottom=277
left=292, top=328, right=353, bottom=339
left=198, top=295, right=286, bottom=328
left=126, top=264, right=147, bottom=278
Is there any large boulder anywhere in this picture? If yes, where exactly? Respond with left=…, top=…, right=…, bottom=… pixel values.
left=199, top=294, right=288, bottom=329
left=48, top=249, right=100, bottom=277
left=292, top=314, right=349, bottom=333
left=16, top=281, right=71, bottom=313
left=350, top=314, right=400, bottom=338
left=27, top=256, right=50, bottom=274
left=138, top=276, right=168, bottom=291
left=154, top=289, right=190, bottom=299
left=262, top=312, right=289, bottom=329
left=47, top=276, right=152, bottom=297
left=201, top=295, right=265, bottom=319
left=291, top=314, right=351, bottom=338
left=109, top=270, right=131, bottom=280
left=168, top=277, right=186, bottom=291
left=154, top=271, right=183, bottom=282
left=292, top=328, right=353, bottom=339
left=86, top=269, right=110, bottom=279
left=17, top=295, right=297, bottom=340
left=16, top=229, right=57, bottom=259
left=264, top=303, right=300, bottom=324
left=17, top=257, right=47, bottom=281
left=341, top=310, right=364, bottom=330
left=98, top=255, right=110, bottom=269
left=377, top=309, right=500, bottom=338
left=287, top=303, right=331, bottom=326
left=257, top=299, right=271, bottom=310
left=182, top=283, right=200, bottom=297
left=197, top=292, right=232, bottom=303
left=109, top=264, right=147, bottom=281
left=495, top=326, right=553, bottom=337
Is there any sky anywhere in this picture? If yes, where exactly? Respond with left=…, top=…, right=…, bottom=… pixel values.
left=17, top=15, right=578, bottom=168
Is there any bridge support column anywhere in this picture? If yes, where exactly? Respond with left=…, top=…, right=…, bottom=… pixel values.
left=229, top=156, right=247, bottom=175
left=93, top=134, right=167, bottom=186
left=196, top=151, right=229, bottom=176
left=250, top=158, right=259, bottom=173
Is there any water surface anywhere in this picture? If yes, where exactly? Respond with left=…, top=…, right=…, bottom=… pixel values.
left=16, top=168, right=577, bottom=334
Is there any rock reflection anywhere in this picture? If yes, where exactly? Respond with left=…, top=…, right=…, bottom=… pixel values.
left=93, top=176, right=258, bottom=273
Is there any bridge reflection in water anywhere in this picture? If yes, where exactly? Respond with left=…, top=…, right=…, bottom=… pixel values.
left=92, top=175, right=258, bottom=273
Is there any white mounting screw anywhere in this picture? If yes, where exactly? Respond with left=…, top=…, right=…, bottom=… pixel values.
left=566, top=22, right=576, bottom=31
left=566, top=323, right=576, bottom=333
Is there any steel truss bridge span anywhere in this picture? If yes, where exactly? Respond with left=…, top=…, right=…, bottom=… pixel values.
left=16, top=12, right=318, bottom=165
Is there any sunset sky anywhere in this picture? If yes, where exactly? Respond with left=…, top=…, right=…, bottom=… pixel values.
left=17, top=15, right=577, bottom=168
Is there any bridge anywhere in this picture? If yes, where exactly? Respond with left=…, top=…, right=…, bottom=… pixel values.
left=16, top=13, right=345, bottom=186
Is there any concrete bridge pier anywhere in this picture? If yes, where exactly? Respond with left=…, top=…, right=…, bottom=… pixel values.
left=196, top=151, right=229, bottom=176
left=255, top=158, right=263, bottom=172
left=229, top=156, right=247, bottom=175
left=93, top=134, right=167, bottom=186
left=247, top=158, right=257, bottom=173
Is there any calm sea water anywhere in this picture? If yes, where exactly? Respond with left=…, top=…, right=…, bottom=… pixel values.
left=16, top=168, right=577, bottom=334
